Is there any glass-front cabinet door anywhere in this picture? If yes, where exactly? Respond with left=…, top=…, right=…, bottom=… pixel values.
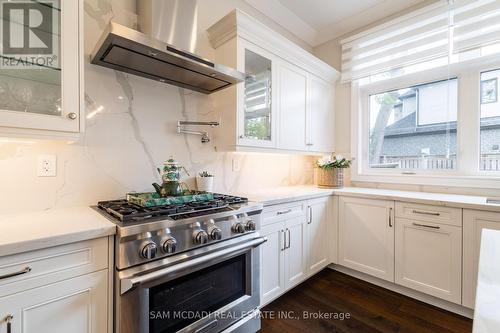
left=238, top=40, right=276, bottom=147
left=0, top=0, right=80, bottom=135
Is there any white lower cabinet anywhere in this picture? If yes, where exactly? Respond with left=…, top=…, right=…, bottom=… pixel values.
left=395, top=218, right=462, bottom=304
left=0, top=237, right=111, bottom=333
left=260, top=214, right=308, bottom=306
left=284, top=216, right=308, bottom=289
left=260, top=197, right=333, bottom=305
left=0, top=270, right=108, bottom=333
left=260, top=221, right=286, bottom=304
left=307, top=197, right=330, bottom=274
left=463, top=209, right=500, bottom=309
left=338, top=197, right=395, bottom=282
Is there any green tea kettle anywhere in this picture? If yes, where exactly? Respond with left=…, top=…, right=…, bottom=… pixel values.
left=152, top=157, right=190, bottom=197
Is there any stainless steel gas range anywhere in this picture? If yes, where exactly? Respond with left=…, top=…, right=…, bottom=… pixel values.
left=96, top=194, right=266, bottom=333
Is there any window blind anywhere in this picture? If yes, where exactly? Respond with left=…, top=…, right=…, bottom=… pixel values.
left=340, top=0, right=500, bottom=82
left=453, top=0, right=500, bottom=53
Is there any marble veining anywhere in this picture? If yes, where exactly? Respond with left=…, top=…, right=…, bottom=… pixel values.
left=114, top=71, right=160, bottom=182
left=0, top=0, right=315, bottom=215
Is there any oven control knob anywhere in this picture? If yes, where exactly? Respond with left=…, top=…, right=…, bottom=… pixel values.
left=193, top=230, right=209, bottom=245
left=245, top=219, right=256, bottom=231
left=162, top=237, right=177, bottom=254
left=232, top=223, right=246, bottom=234
left=140, top=242, right=158, bottom=259
left=209, top=226, right=222, bottom=240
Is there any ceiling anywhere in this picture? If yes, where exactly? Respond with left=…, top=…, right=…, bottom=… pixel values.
left=243, top=0, right=429, bottom=47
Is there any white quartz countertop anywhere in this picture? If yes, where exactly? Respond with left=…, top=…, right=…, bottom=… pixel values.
left=333, top=187, right=500, bottom=212
left=0, top=207, right=116, bottom=257
left=235, top=185, right=500, bottom=212
left=233, top=185, right=335, bottom=206
left=473, top=229, right=500, bottom=333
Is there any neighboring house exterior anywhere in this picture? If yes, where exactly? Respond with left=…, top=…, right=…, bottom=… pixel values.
left=378, top=80, right=500, bottom=170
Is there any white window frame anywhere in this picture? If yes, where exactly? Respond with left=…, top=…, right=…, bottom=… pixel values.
left=351, top=54, right=500, bottom=189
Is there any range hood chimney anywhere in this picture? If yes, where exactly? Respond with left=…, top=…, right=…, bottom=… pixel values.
left=90, top=0, right=244, bottom=94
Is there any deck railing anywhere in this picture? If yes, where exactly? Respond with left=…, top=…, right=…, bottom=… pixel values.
left=377, top=154, right=500, bottom=171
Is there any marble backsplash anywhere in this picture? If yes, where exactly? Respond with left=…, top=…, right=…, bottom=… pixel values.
left=0, top=0, right=315, bottom=214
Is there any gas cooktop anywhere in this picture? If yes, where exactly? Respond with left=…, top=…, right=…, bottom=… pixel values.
left=97, top=193, right=248, bottom=223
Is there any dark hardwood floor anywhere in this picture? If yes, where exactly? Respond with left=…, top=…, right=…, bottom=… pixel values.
left=260, top=269, right=472, bottom=333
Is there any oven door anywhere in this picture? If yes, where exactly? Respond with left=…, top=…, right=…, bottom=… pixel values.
left=116, top=236, right=266, bottom=333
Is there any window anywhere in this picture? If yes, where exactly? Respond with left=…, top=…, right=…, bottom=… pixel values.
left=344, top=1, right=500, bottom=186
left=369, top=79, right=458, bottom=171
left=480, top=69, right=500, bottom=171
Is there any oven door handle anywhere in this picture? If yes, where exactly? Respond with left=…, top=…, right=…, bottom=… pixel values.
left=120, top=236, right=267, bottom=294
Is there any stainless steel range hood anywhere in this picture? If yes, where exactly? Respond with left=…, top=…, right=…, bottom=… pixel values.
left=90, top=0, right=244, bottom=94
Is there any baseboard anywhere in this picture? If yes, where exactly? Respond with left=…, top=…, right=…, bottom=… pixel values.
left=328, top=264, right=474, bottom=319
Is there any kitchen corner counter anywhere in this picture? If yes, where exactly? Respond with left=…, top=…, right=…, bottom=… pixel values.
left=233, top=185, right=335, bottom=206
left=235, top=185, right=500, bottom=212
left=473, top=228, right=500, bottom=332
left=333, top=187, right=500, bottom=213
left=0, top=207, right=116, bottom=257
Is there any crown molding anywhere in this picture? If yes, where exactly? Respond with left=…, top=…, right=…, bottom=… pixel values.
left=207, top=9, right=339, bottom=83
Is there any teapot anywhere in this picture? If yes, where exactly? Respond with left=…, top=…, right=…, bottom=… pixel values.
left=152, top=157, right=190, bottom=197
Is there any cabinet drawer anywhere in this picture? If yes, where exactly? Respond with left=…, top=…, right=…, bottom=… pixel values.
left=395, top=202, right=462, bottom=226
left=0, top=237, right=108, bottom=297
left=263, top=201, right=306, bottom=226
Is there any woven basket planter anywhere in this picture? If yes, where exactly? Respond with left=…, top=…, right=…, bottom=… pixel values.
left=317, top=168, right=344, bottom=188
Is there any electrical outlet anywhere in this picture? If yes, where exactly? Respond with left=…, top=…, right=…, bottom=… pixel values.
left=38, top=155, right=57, bottom=177
left=232, top=158, right=240, bottom=172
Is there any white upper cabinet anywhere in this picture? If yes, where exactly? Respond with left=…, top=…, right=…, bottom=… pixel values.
left=307, top=75, right=335, bottom=153
left=0, top=0, right=82, bottom=139
left=208, top=10, right=338, bottom=154
left=278, top=62, right=308, bottom=151
left=239, top=41, right=278, bottom=148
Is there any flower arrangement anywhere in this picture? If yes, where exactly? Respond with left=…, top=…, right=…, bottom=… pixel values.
left=316, top=155, right=352, bottom=170
left=316, top=155, right=352, bottom=188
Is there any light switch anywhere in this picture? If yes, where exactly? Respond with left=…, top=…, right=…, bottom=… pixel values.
left=38, top=155, right=57, bottom=177
left=232, top=158, right=240, bottom=172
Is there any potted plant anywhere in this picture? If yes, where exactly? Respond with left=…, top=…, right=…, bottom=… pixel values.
left=196, top=171, right=214, bottom=192
left=316, top=155, right=352, bottom=188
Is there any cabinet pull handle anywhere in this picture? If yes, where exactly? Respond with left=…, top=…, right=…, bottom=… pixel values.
left=0, top=267, right=31, bottom=281
left=412, top=222, right=440, bottom=229
left=308, top=206, right=312, bottom=224
left=281, top=230, right=285, bottom=251
left=286, top=228, right=291, bottom=249
left=412, top=209, right=440, bottom=216
left=5, top=314, right=13, bottom=333
left=277, top=209, right=292, bottom=215
left=389, top=207, right=393, bottom=227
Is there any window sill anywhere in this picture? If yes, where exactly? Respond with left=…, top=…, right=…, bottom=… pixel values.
left=351, top=172, right=500, bottom=189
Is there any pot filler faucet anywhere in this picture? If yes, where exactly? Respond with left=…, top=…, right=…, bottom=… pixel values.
left=177, top=121, right=220, bottom=143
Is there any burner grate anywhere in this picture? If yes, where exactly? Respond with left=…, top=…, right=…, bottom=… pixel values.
left=97, top=194, right=248, bottom=223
